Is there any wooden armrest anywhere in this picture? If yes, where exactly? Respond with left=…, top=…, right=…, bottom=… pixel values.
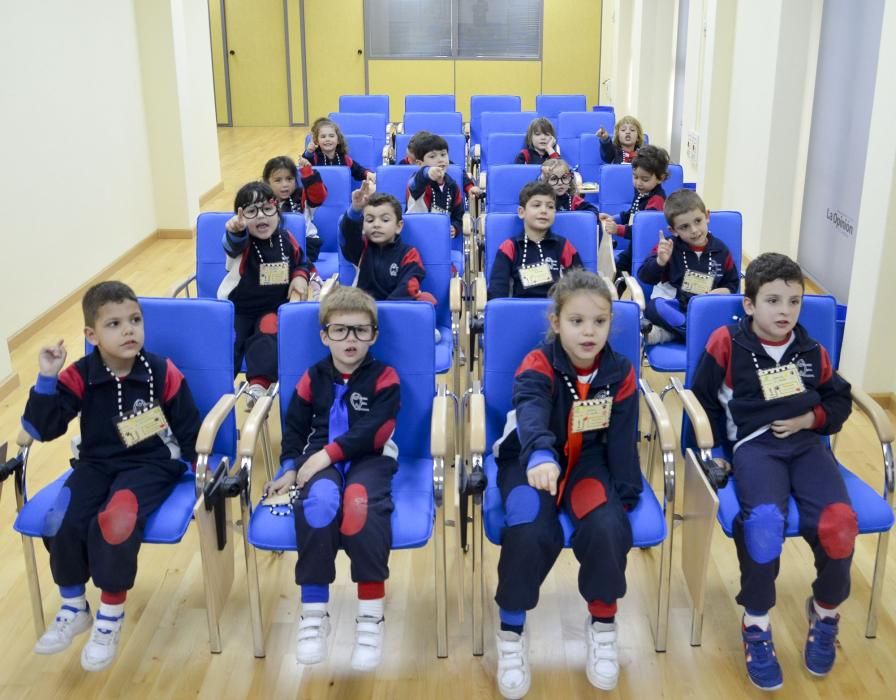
left=640, top=379, right=676, bottom=453
left=195, top=394, right=237, bottom=456
left=621, top=272, right=645, bottom=311
left=17, top=429, right=34, bottom=448
left=841, top=374, right=895, bottom=443
left=478, top=171, right=486, bottom=190
left=473, top=273, right=487, bottom=315
left=381, top=144, right=392, bottom=165
left=600, top=274, right=619, bottom=300
left=387, top=122, right=397, bottom=135
left=319, top=273, right=339, bottom=300
left=468, top=387, right=486, bottom=454
left=239, top=396, right=275, bottom=458
left=463, top=212, right=472, bottom=237
left=168, top=274, right=196, bottom=298
left=431, top=393, right=450, bottom=459
left=670, top=377, right=715, bottom=450
left=464, top=122, right=470, bottom=138
left=574, top=172, right=583, bottom=189
left=450, top=277, right=463, bottom=314
left=597, top=226, right=616, bottom=278
left=579, top=182, right=599, bottom=193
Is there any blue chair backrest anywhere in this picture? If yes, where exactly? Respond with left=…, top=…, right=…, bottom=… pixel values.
left=344, top=134, right=377, bottom=179
left=479, top=112, right=538, bottom=152
left=484, top=165, right=542, bottom=213
left=483, top=211, right=599, bottom=282
left=278, top=301, right=435, bottom=458
left=482, top=299, right=640, bottom=446
left=557, top=111, right=616, bottom=169
left=195, top=213, right=306, bottom=299
left=328, top=112, right=386, bottom=145
left=598, top=164, right=684, bottom=216
left=406, top=94, right=455, bottom=112
left=403, top=111, right=464, bottom=135
left=536, top=94, right=587, bottom=129
left=338, top=95, right=389, bottom=122
left=374, top=164, right=466, bottom=209
left=578, top=133, right=606, bottom=184
left=394, top=133, right=466, bottom=165
left=482, top=133, right=527, bottom=172
left=470, top=95, right=521, bottom=146
left=312, top=167, right=352, bottom=254
left=122, top=297, right=236, bottom=456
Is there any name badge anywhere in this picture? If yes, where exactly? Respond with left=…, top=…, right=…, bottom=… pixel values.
left=519, top=263, right=554, bottom=288
left=681, top=270, right=715, bottom=295
left=259, top=261, right=289, bottom=286
left=757, top=363, right=806, bottom=400
left=571, top=397, right=613, bottom=433
left=115, top=402, right=169, bottom=448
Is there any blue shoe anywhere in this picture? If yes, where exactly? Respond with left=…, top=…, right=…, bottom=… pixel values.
left=804, top=597, right=839, bottom=676
left=742, top=623, right=784, bottom=691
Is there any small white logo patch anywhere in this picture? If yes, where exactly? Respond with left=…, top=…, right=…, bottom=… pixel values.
left=389, top=263, right=399, bottom=277
left=350, top=392, right=369, bottom=411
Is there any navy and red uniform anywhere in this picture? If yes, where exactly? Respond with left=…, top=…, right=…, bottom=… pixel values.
left=691, top=318, right=856, bottom=613
left=487, top=231, right=583, bottom=299
left=278, top=354, right=400, bottom=588
left=277, top=164, right=328, bottom=263
left=514, top=148, right=560, bottom=165
left=555, top=192, right=599, bottom=217
left=637, top=234, right=739, bottom=338
left=493, top=340, right=641, bottom=617
left=399, top=155, right=477, bottom=197
left=599, top=138, right=636, bottom=165
left=339, top=207, right=435, bottom=304
left=217, top=225, right=314, bottom=384
left=406, top=166, right=465, bottom=237
left=302, top=147, right=371, bottom=182
left=21, top=350, right=201, bottom=593
left=612, top=184, right=666, bottom=274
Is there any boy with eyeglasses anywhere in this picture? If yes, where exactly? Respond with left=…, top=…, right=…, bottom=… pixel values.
left=218, top=181, right=314, bottom=405
left=263, top=286, right=400, bottom=672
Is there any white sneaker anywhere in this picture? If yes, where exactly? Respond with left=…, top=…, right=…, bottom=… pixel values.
left=645, top=326, right=676, bottom=345
left=244, top=383, right=266, bottom=411
left=80, top=614, right=123, bottom=672
left=496, top=630, right=531, bottom=699
left=585, top=619, right=620, bottom=690
left=350, top=615, right=384, bottom=671
left=34, top=605, right=92, bottom=654
left=295, top=611, right=330, bottom=665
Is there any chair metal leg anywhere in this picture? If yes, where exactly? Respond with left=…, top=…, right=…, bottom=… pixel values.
left=690, top=608, right=705, bottom=646
left=260, top=420, right=275, bottom=484
left=653, top=450, right=675, bottom=652
left=240, top=488, right=266, bottom=657
left=472, top=491, right=485, bottom=656
left=21, top=535, right=46, bottom=639
left=865, top=529, right=890, bottom=638
left=433, top=493, right=449, bottom=658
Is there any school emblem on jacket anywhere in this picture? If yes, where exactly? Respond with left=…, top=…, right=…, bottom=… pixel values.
left=389, top=263, right=399, bottom=277
left=350, top=392, right=369, bottom=411
left=795, top=358, right=815, bottom=379
left=544, top=256, right=558, bottom=271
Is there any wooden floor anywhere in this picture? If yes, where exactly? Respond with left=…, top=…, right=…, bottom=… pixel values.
left=1, top=127, right=894, bottom=699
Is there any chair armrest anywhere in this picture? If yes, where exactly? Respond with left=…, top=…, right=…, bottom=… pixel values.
left=463, top=212, right=473, bottom=238
left=239, top=396, right=275, bottom=459
left=195, top=394, right=238, bottom=457
left=381, top=144, right=392, bottom=165
left=597, top=226, right=616, bottom=278
left=17, top=429, right=34, bottom=449
left=640, top=379, right=676, bottom=453
left=168, top=274, right=196, bottom=298
left=473, top=273, right=487, bottom=315
left=464, top=122, right=471, bottom=138
left=601, top=274, right=619, bottom=300
left=319, top=273, right=339, bottom=300
left=841, top=374, right=895, bottom=443
left=478, top=171, right=486, bottom=190
left=387, top=122, right=397, bottom=137
left=670, top=377, right=715, bottom=451
left=574, top=172, right=583, bottom=190
left=450, top=276, right=463, bottom=315
left=468, top=386, right=486, bottom=455
left=621, top=272, right=646, bottom=311
left=431, top=392, right=450, bottom=459
left=396, top=122, right=404, bottom=135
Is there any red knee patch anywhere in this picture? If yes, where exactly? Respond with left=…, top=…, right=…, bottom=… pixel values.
left=98, top=490, right=139, bottom=545
left=259, top=313, right=278, bottom=335
left=818, top=503, right=858, bottom=559
left=340, top=483, right=369, bottom=536
left=570, top=478, right=607, bottom=519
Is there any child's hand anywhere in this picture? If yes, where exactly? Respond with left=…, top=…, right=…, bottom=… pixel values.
left=226, top=208, right=248, bottom=234
left=596, top=127, right=609, bottom=141
left=38, top=340, right=66, bottom=377
left=602, top=218, right=617, bottom=237
left=599, top=212, right=613, bottom=222
left=307, top=136, right=317, bottom=151
left=296, top=157, right=311, bottom=169
left=288, top=276, right=309, bottom=302
left=546, top=136, right=557, bottom=155
left=468, top=185, right=483, bottom=197
left=527, top=462, right=560, bottom=495
left=708, top=287, right=731, bottom=295
left=366, top=172, right=377, bottom=186
left=427, top=165, right=446, bottom=183
left=656, top=231, right=673, bottom=266
left=771, top=411, right=816, bottom=438
left=351, top=179, right=373, bottom=211
left=450, top=225, right=458, bottom=239
left=295, top=449, right=332, bottom=488
left=263, top=470, right=296, bottom=498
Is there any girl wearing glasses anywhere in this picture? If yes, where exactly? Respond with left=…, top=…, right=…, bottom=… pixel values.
left=217, top=181, right=315, bottom=404
left=541, top=159, right=599, bottom=218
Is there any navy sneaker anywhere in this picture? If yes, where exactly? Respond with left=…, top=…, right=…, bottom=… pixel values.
left=742, top=623, right=784, bottom=691
left=804, top=597, right=839, bottom=676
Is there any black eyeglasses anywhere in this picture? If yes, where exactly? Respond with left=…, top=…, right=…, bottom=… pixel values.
left=323, top=323, right=377, bottom=341
left=546, top=174, right=572, bottom=185
left=242, top=201, right=279, bottom=219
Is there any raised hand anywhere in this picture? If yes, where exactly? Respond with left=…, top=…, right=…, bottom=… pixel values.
left=296, top=156, right=311, bottom=169
left=597, top=127, right=609, bottom=141
left=351, top=178, right=373, bottom=211
left=656, top=231, right=674, bottom=266
left=225, top=207, right=248, bottom=234
left=427, top=165, right=446, bottom=183
left=38, top=339, right=67, bottom=377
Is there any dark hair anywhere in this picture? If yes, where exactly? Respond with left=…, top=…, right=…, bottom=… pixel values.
left=744, top=253, right=804, bottom=301
left=518, top=181, right=557, bottom=207
left=233, top=181, right=277, bottom=212
left=82, top=281, right=140, bottom=327
left=365, top=192, right=403, bottom=222
left=407, top=130, right=433, bottom=160
left=632, top=144, right=670, bottom=180
left=664, top=189, right=707, bottom=227
left=525, top=117, right=556, bottom=149
left=262, top=155, right=297, bottom=182
left=414, top=133, right=449, bottom=159
left=546, top=269, right=613, bottom=340
left=311, top=117, right=349, bottom=155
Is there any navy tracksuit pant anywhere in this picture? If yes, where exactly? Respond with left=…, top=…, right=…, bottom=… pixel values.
left=644, top=297, right=687, bottom=339
left=495, top=446, right=632, bottom=612
left=233, top=312, right=279, bottom=384
left=731, top=430, right=858, bottom=612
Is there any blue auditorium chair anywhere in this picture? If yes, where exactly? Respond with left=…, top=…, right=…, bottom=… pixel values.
left=343, top=133, right=378, bottom=183
left=477, top=111, right=538, bottom=157
left=481, top=133, right=528, bottom=173
left=328, top=111, right=388, bottom=147
left=402, top=111, right=464, bottom=135
left=394, top=133, right=467, bottom=168
left=482, top=165, right=542, bottom=214
left=557, top=111, right=616, bottom=170
left=469, top=95, right=521, bottom=148
left=406, top=94, right=455, bottom=112
left=536, top=94, right=587, bottom=130
left=308, top=166, right=353, bottom=280
left=337, top=95, right=391, bottom=137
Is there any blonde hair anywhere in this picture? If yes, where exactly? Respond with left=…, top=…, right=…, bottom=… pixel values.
left=525, top=117, right=556, bottom=150
left=546, top=270, right=613, bottom=340
left=541, top=158, right=578, bottom=197
left=614, top=115, right=644, bottom=150
left=311, top=117, right=349, bottom=155
left=319, top=286, right=377, bottom=326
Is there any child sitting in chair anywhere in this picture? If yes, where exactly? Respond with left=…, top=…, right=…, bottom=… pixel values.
left=406, top=132, right=465, bottom=240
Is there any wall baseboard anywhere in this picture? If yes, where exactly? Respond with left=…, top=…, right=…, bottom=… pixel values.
left=156, top=228, right=193, bottom=239
left=0, top=372, right=20, bottom=402
left=869, top=392, right=896, bottom=412
left=199, top=181, right=224, bottom=206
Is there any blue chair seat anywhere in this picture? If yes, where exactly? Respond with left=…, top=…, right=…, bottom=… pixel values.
left=314, top=252, right=338, bottom=280
left=644, top=342, right=686, bottom=373
left=717, top=465, right=895, bottom=537
left=435, top=326, right=453, bottom=374
left=482, top=455, right=667, bottom=548
left=13, top=455, right=229, bottom=543
left=248, top=457, right=435, bottom=551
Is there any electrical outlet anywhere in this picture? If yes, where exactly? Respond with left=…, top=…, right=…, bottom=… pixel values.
left=686, top=131, right=699, bottom=165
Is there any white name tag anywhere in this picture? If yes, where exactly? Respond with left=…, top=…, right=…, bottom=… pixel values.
left=519, top=263, right=554, bottom=288
left=259, top=261, right=289, bottom=286
left=681, top=270, right=714, bottom=295
left=757, top=363, right=806, bottom=400
left=115, top=402, right=169, bottom=448
left=571, top=397, right=613, bottom=433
